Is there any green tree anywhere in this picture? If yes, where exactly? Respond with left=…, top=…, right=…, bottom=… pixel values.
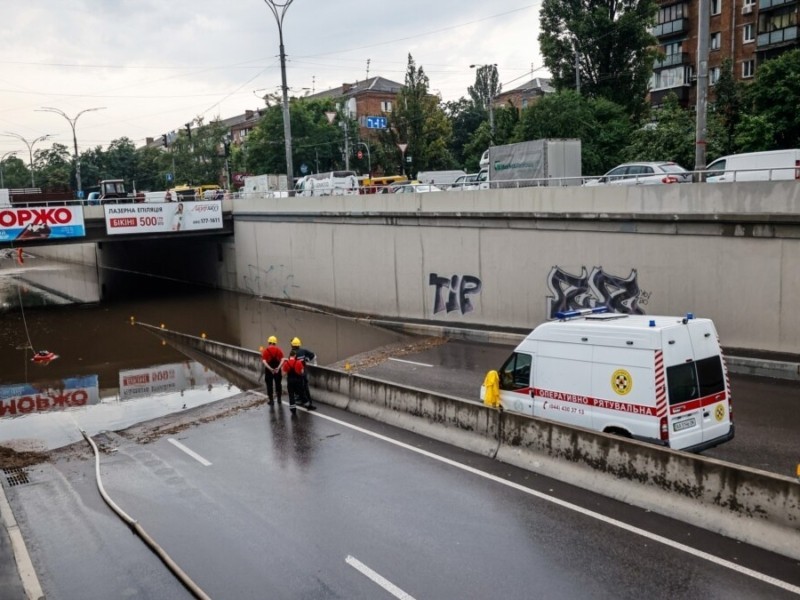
left=515, top=90, right=632, bottom=175
left=390, top=54, right=454, bottom=177
left=35, top=143, right=72, bottom=190
left=0, top=156, right=30, bottom=189
left=739, top=48, right=800, bottom=149
left=443, top=98, right=484, bottom=168
left=624, top=93, right=695, bottom=167
left=710, top=58, right=742, bottom=157
left=539, top=0, right=658, bottom=117
left=103, top=138, right=138, bottom=183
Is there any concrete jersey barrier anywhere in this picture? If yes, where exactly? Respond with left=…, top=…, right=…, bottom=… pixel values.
left=138, top=323, right=800, bottom=561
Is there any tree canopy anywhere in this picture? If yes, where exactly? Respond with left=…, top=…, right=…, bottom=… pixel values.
left=539, top=0, right=658, bottom=117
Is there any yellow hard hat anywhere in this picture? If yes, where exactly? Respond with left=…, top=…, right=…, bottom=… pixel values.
left=268, top=335, right=278, bottom=344
left=291, top=337, right=301, bottom=347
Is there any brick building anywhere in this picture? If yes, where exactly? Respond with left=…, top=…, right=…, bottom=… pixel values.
left=493, top=77, right=554, bottom=112
left=306, top=76, right=405, bottom=137
left=650, top=0, right=799, bottom=107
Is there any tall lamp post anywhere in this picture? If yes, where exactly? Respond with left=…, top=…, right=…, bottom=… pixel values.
left=37, top=106, right=105, bottom=198
left=263, top=0, right=295, bottom=193
left=470, top=63, right=498, bottom=143
left=2, top=132, right=51, bottom=187
left=1, top=151, right=16, bottom=188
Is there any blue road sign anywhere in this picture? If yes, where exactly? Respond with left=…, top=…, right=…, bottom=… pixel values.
left=166, top=172, right=173, bottom=182
left=300, top=163, right=308, bottom=174
left=366, top=116, right=387, bottom=129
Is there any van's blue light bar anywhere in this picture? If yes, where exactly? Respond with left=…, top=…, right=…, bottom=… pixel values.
left=555, top=306, right=609, bottom=320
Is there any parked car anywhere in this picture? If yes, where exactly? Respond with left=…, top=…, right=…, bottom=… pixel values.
left=393, top=183, right=443, bottom=193
left=583, top=162, right=690, bottom=186
left=448, top=172, right=484, bottom=191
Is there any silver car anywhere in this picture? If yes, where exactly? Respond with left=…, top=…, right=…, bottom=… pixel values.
left=583, top=162, right=690, bottom=186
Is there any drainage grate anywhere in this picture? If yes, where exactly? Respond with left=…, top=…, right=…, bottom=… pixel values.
left=3, top=467, right=30, bottom=487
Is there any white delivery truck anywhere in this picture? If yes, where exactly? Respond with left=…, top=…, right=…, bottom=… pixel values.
left=481, top=308, right=734, bottom=453
left=705, top=149, right=800, bottom=182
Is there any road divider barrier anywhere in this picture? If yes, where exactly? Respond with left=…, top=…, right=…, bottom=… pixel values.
left=139, top=322, right=800, bottom=561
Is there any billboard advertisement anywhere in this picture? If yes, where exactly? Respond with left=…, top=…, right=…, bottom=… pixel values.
left=0, top=206, right=86, bottom=242
left=104, top=200, right=223, bottom=235
left=119, top=361, right=227, bottom=401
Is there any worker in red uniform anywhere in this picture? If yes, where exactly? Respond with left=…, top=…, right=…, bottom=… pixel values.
left=261, top=335, right=284, bottom=406
left=282, top=349, right=306, bottom=415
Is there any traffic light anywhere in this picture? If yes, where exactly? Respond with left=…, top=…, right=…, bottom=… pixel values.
left=185, top=123, right=192, bottom=139
left=162, top=134, right=168, bottom=147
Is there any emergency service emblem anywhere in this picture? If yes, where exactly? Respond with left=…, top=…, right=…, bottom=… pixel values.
left=714, top=404, right=725, bottom=422
left=611, top=369, right=632, bottom=395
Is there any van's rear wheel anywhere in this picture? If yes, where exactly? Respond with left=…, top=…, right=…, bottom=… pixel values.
left=604, top=427, right=632, bottom=438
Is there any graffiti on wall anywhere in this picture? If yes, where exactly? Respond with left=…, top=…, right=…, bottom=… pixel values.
left=429, top=273, right=482, bottom=315
left=546, top=266, right=646, bottom=318
left=243, top=263, right=298, bottom=298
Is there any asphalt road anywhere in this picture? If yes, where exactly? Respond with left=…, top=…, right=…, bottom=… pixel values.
left=5, top=395, right=800, bottom=599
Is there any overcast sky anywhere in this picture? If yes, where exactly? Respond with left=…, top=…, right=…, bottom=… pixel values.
left=0, top=1, right=545, bottom=158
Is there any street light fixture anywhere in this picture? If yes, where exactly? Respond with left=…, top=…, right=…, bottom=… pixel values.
left=1, top=132, right=51, bottom=188
left=37, top=106, right=105, bottom=198
left=263, top=0, right=295, bottom=194
left=0, top=150, right=16, bottom=189
left=470, top=64, right=498, bottom=143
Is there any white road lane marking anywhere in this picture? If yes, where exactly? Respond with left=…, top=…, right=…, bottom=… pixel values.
left=346, top=555, right=417, bottom=600
left=388, top=357, right=433, bottom=368
left=309, top=411, right=800, bottom=596
left=167, top=438, right=212, bottom=466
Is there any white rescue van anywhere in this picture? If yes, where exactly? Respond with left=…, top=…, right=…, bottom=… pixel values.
left=482, top=308, right=734, bottom=452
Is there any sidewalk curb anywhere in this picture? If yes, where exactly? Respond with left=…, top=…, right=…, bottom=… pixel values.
left=0, top=482, right=44, bottom=600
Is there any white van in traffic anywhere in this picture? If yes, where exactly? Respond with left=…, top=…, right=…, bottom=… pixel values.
left=705, top=149, right=800, bottom=182
left=481, top=308, right=734, bottom=452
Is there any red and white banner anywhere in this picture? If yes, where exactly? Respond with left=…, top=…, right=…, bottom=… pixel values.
left=104, top=200, right=223, bottom=235
left=0, top=206, right=86, bottom=242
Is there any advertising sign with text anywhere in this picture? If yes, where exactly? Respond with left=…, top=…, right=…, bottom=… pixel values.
left=104, top=201, right=223, bottom=235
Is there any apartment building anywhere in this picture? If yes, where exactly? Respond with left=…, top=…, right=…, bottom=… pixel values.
left=650, top=0, right=798, bottom=106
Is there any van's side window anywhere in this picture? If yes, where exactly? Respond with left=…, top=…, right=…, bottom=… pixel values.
left=666, top=362, right=699, bottom=404
left=499, top=352, right=532, bottom=391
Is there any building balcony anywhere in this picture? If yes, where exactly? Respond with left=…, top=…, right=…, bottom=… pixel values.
left=649, top=86, right=691, bottom=105
left=757, top=25, right=798, bottom=47
left=759, top=0, right=796, bottom=10
left=654, top=52, right=690, bottom=69
left=651, top=18, right=689, bottom=38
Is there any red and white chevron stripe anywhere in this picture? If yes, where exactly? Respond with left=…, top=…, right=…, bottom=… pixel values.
left=655, top=350, right=667, bottom=419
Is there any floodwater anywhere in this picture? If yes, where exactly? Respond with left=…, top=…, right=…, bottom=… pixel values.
left=0, top=249, right=410, bottom=451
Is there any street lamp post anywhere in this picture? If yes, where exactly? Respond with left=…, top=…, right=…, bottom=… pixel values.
left=263, top=0, right=295, bottom=194
left=470, top=64, right=498, bottom=143
left=2, top=133, right=51, bottom=188
left=37, top=106, right=105, bottom=198
left=1, top=151, right=16, bottom=189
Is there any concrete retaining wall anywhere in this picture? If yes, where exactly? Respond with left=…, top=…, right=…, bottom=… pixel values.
left=232, top=181, right=800, bottom=356
left=144, top=323, right=800, bottom=561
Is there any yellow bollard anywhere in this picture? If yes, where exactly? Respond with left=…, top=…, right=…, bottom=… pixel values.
left=345, top=362, right=351, bottom=371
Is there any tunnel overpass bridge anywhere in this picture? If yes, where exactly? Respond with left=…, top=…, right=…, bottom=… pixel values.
left=0, top=199, right=234, bottom=249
